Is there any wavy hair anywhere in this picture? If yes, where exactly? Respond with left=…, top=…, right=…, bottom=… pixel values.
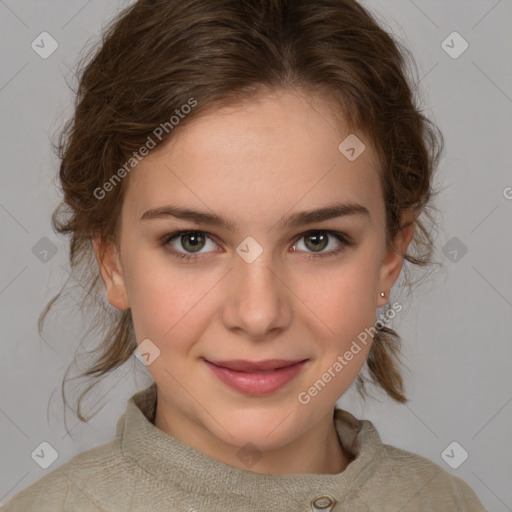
left=40, top=0, right=444, bottom=422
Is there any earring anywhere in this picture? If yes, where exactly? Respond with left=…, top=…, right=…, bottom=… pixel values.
left=380, top=291, right=385, bottom=298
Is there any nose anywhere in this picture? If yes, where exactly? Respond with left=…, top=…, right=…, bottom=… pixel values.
left=221, top=252, right=293, bottom=341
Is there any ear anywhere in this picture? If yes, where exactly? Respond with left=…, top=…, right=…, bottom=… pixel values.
left=377, top=209, right=415, bottom=307
left=92, top=235, right=130, bottom=310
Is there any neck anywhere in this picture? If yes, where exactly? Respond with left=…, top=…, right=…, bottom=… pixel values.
left=154, top=397, right=352, bottom=475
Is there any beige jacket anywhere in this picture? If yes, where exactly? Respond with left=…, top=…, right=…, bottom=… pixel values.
left=1, top=383, right=488, bottom=511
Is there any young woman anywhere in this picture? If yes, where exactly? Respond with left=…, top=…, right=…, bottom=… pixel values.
left=2, top=0, right=488, bottom=510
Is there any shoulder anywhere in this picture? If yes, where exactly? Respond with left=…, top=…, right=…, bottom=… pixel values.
left=333, top=410, right=488, bottom=510
left=0, top=437, right=138, bottom=512
left=367, top=439, right=487, bottom=511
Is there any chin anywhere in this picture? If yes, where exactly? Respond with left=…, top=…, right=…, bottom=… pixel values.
left=207, top=407, right=303, bottom=451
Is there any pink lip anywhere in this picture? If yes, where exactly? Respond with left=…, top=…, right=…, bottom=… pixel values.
left=208, top=358, right=305, bottom=372
left=204, top=359, right=308, bottom=395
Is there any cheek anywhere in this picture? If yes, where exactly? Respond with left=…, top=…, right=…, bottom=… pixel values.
left=296, top=269, right=378, bottom=401
left=297, top=261, right=379, bottom=342
left=123, top=248, right=220, bottom=349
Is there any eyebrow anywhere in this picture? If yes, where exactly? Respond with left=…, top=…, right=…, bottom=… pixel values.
left=140, top=201, right=371, bottom=231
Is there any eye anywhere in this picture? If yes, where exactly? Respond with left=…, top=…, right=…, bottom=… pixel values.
left=160, top=229, right=354, bottom=262
left=161, top=230, right=219, bottom=261
left=291, top=230, right=353, bottom=259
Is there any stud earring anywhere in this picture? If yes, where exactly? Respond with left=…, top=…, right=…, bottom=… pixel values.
left=380, top=291, right=385, bottom=298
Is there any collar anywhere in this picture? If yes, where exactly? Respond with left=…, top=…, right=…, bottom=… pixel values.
left=117, top=383, right=383, bottom=507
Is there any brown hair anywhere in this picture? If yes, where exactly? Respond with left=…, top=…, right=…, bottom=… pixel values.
left=40, top=0, right=444, bottom=422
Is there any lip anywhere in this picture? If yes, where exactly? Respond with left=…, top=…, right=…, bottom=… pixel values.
left=204, top=358, right=308, bottom=395
left=207, top=359, right=306, bottom=372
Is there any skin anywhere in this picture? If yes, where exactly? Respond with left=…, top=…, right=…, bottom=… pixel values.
left=93, top=88, right=414, bottom=475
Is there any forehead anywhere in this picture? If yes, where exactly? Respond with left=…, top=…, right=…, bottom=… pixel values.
left=123, top=89, right=383, bottom=228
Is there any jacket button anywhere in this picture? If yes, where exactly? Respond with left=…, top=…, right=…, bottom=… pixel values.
left=310, top=495, right=337, bottom=511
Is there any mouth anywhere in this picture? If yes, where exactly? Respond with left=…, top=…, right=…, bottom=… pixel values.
left=203, top=358, right=309, bottom=395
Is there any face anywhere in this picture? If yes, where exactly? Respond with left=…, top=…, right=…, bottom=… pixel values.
left=94, top=88, right=409, bottom=464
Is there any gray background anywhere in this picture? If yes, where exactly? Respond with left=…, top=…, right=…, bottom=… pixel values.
left=1, top=0, right=511, bottom=510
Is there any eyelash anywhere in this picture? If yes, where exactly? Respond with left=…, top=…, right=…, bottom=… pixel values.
left=159, top=229, right=354, bottom=262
